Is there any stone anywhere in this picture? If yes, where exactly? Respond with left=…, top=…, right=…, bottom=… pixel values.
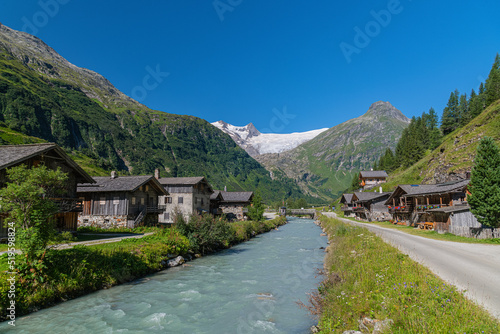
left=342, top=331, right=362, bottom=334
left=373, top=319, right=393, bottom=334
left=310, top=325, right=320, bottom=333
left=167, top=256, right=185, bottom=268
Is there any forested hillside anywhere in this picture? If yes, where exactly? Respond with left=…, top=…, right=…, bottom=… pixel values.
left=374, top=54, right=500, bottom=190
left=0, top=25, right=304, bottom=202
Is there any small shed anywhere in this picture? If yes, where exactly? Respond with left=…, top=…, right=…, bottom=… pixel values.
left=340, top=193, right=355, bottom=217
left=425, top=204, right=500, bottom=239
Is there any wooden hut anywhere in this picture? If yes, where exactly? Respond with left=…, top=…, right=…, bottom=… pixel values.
left=77, top=173, right=168, bottom=228
left=359, top=170, right=388, bottom=190
left=351, top=192, right=391, bottom=221
left=0, top=143, right=95, bottom=237
left=385, top=179, right=469, bottom=226
left=340, top=193, right=355, bottom=217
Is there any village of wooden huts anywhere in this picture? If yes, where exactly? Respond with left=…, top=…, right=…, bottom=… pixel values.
left=0, top=143, right=254, bottom=239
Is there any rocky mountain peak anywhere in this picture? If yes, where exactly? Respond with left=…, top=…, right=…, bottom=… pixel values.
left=363, top=101, right=410, bottom=123
left=0, top=24, right=139, bottom=108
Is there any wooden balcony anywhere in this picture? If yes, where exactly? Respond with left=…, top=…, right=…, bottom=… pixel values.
left=341, top=205, right=354, bottom=211
left=387, top=205, right=411, bottom=214
left=52, top=198, right=83, bottom=212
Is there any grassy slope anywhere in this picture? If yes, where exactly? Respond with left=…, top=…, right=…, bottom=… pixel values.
left=382, top=100, right=500, bottom=191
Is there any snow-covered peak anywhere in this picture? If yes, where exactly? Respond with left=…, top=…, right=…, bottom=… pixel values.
left=211, top=120, right=328, bottom=156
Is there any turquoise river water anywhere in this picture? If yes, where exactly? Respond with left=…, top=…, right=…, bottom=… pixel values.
left=2, top=217, right=328, bottom=333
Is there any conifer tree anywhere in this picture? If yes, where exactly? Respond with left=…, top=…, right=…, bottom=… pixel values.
left=468, top=89, right=483, bottom=119
left=441, top=90, right=460, bottom=135
left=468, top=137, right=500, bottom=228
left=485, top=53, right=500, bottom=107
left=426, top=107, right=442, bottom=149
left=458, top=93, right=470, bottom=126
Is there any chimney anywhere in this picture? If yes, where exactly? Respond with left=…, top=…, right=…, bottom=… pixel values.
left=224, top=185, right=227, bottom=192
left=380, top=186, right=383, bottom=193
left=155, top=168, right=160, bottom=179
left=111, top=171, right=117, bottom=179
left=371, top=168, right=374, bottom=171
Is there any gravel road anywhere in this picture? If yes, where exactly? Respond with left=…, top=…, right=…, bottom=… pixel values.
left=322, top=212, right=500, bottom=320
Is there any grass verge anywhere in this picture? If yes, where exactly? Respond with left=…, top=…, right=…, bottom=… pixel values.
left=311, top=215, right=500, bottom=333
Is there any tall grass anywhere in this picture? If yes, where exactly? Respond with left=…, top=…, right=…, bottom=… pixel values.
left=313, top=215, right=500, bottom=333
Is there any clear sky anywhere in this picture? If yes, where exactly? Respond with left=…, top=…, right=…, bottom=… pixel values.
left=1, top=0, right=499, bottom=133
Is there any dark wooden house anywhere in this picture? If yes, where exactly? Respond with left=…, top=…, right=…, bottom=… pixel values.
left=210, top=190, right=224, bottom=216
left=156, top=176, right=213, bottom=224
left=0, top=143, right=95, bottom=237
left=77, top=173, right=168, bottom=228
left=351, top=191, right=391, bottom=221
left=340, top=193, right=355, bottom=217
left=385, top=179, right=469, bottom=226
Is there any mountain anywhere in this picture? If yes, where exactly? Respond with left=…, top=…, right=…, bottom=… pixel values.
left=0, top=24, right=305, bottom=202
left=211, top=120, right=328, bottom=156
left=257, top=101, right=410, bottom=200
left=382, top=99, right=500, bottom=190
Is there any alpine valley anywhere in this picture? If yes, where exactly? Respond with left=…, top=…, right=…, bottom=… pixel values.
left=0, top=24, right=411, bottom=203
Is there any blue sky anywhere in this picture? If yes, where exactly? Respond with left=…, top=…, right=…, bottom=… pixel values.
left=1, top=0, right=499, bottom=133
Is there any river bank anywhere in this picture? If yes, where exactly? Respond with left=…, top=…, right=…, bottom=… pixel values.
left=1, top=217, right=327, bottom=333
left=313, top=214, right=500, bottom=333
left=0, top=216, right=287, bottom=322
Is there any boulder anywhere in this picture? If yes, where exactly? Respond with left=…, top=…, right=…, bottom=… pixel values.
left=167, top=256, right=185, bottom=268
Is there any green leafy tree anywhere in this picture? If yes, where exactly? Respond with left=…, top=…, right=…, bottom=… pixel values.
left=247, top=193, right=265, bottom=221
left=0, top=165, right=68, bottom=279
left=468, top=137, right=500, bottom=228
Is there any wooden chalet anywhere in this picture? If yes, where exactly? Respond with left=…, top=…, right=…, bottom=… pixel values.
left=210, top=190, right=224, bottom=216
left=0, top=143, right=95, bottom=237
left=156, top=176, right=213, bottom=224
left=218, top=191, right=254, bottom=221
left=385, top=179, right=469, bottom=226
left=77, top=172, right=168, bottom=228
left=359, top=170, right=388, bottom=190
left=351, top=191, right=391, bottom=221
left=340, top=193, right=355, bottom=217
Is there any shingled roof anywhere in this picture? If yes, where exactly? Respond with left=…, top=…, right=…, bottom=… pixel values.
left=156, top=176, right=206, bottom=186
left=210, top=190, right=223, bottom=201
left=220, top=191, right=254, bottom=203
left=385, top=179, right=470, bottom=205
left=0, top=143, right=94, bottom=183
left=77, top=175, right=168, bottom=195
left=360, top=171, right=388, bottom=178
left=340, top=193, right=354, bottom=204
left=352, top=192, right=391, bottom=203
left=425, top=204, right=471, bottom=213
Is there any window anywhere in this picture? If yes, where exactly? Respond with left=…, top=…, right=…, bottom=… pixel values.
left=132, top=197, right=136, bottom=205
left=164, top=212, right=170, bottom=220
left=100, top=197, right=106, bottom=205
left=166, top=197, right=172, bottom=204
left=178, top=197, right=184, bottom=204
left=141, top=197, right=145, bottom=205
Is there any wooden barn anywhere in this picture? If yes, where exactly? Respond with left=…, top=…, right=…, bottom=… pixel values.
left=425, top=205, right=500, bottom=239
left=0, top=143, right=95, bottom=237
left=385, top=179, right=469, bottom=226
left=340, top=193, right=355, bottom=217
left=77, top=172, right=168, bottom=228
left=351, top=191, right=391, bottom=221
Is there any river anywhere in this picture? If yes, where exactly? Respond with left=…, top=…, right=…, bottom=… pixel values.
left=3, top=217, right=328, bottom=333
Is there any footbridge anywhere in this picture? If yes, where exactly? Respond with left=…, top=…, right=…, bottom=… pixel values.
left=286, top=209, right=316, bottom=218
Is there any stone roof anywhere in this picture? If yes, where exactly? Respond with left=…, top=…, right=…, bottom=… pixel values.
left=340, top=193, right=354, bottom=204
left=0, top=143, right=94, bottom=183
left=157, top=176, right=206, bottom=186
left=360, top=171, right=388, bottom=178
left=210, top=190, right=223, bottom=201
left=220, top=191, right=254, bottom=203
left=385, top=179, right=470, bottom=205
left=352, top=192, right=391, bottom=203
left=77, top=175, right=168, bottom=195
